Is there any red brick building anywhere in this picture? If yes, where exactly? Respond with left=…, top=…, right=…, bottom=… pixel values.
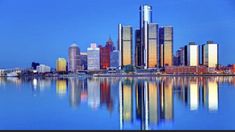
left=232, top=64, right=235, bottom=74
left=165, top=66, right=208, bottom=74
left=98, top=38, right=115, bottom=70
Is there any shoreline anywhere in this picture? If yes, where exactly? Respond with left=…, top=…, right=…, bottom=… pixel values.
left=1, top=73, right=235, bottom=78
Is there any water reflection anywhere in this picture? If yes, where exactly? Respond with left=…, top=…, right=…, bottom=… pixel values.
left=0, top=76, right=233, bottom=130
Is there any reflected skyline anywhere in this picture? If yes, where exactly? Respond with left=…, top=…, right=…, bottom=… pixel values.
left=0, top=76, right=232, bottom=130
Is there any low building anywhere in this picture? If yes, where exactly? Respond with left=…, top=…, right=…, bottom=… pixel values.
left=165, top=66, right=208, bottom=74
left=56, top=58, right=67, bottom=73
left=232, top=64, right=235, bottom=74
left=32, top=62, right=40, bottom=70
left=36, top=64, right=51, bottom=73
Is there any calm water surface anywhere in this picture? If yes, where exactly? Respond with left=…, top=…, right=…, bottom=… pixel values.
left=0, top=76, right=235, bottom=130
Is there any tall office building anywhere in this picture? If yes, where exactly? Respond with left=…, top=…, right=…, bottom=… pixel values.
left=56, top=58, right=67, bottom=72
left=146, top=23, right=158, bottom=68
left=118, top=24, right=133, bottom=69
left=137, top=5, right=159, bottom=69
left=135, top=29, right=142, bottom=67
left=187, top=42, right=199, bottom=66
left=87, top=43, right=100, bottom=70
left=159, top=26, right=173, bottom=67
left=202, top=41, right=218, bottom=68
left=68, top=43, right=81, bottom=72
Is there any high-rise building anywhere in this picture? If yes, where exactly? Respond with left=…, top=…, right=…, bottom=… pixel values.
left=159, top=26, right=173, bottom=67
left=99, top=45, right=111, bottom=70
left=56, top=58, right=67, bottom=73
left=68, top=43, right=81, bottom=72
left=110, top=50, right=119, bottom=68
left=80, top=52, right=88, bottom=70
left=137, top=5, right=159, bottom=69
left=135, top=29, right=142, bottom=67
left=175, top=47, right=187, bottom=66
left=187, top=42, right=199, bottom=66
left=118, top=24, right=133, bottom=69
left=189, top=79, right=199, bottom=111
left=87, top=43, right=100, bottom=70
left=146, top=23, right=158, bottom=68
left=202, top=41, right=218, bottom=68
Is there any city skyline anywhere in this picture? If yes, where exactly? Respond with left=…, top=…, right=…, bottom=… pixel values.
left=0, top=0, right=235, bottom=68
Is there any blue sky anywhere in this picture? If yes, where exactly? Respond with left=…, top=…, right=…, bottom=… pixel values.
left=0, top=0, right=234, bottom=68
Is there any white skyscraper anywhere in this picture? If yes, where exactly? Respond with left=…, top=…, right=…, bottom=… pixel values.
left=202, top=41, right=218, bottom=68
left=87, top=43, right=100, bottom=70
left=187, top=42, right=199, bottom=66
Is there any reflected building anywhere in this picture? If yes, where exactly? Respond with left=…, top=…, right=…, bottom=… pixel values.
left=160, top=78, right=173, bottom=121
left=32, top=78, right=51, bottom=91
left=208, top=80, right=218, bottom=111
left=189, top=79, right=199, bottom=111
left=80, top=78, right=88, bottom=103
left=100, top=78, right=113, bottom=112
left=147, top=81, right=159, bottom=125
left=202, top=78, right=219, bottom=111
left=69, top=78, right=82, bottom=107
left=119, top=79, right=133, bottom=130
left=56, top=79, right=68, bottom=96
left=88, top=78, right=100, bottom=109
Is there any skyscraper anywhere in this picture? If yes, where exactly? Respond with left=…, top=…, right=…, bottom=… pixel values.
left=159, top=26, right=173, bottom=67
left=202, top=41, right=218, bottom=68
left=68, top=43, right=81, bottom=72
left=187, top=42, right=199, bottom=66
left=56, top=58, right=67, bottom=73
left=146, top=23, right=158, bottom=68
left=87, top=43, right=100, bottom=70
left=118, top=24, right=133, bottom=69
left=136, top=5, right=152, bottom=68
left=135, top=29, right=142, bottom=67
left=137, top=5, right=159, bottom=69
